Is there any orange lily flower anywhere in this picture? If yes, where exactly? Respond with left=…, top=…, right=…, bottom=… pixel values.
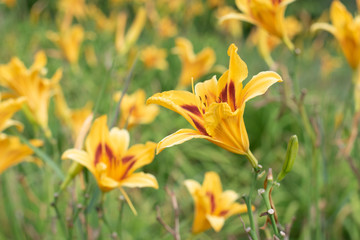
left=173, top=37, right=216, bottom=88
left=47, top=25, right=85, bottom=64
left=0, top=97, right=26, bottom=132
left=113, top=89, right=159, bottom=129
left=58, top=0, right=87, bottom=20
left=0, top=134, right=43, bottom=174
left=311, top=0, right=360, bottom=70
left=0, top=51, right=62, bottom=136
left=185, top=171, right=250, bottom=234
left=147, top=44, right=282, bottom=168
left=62, top=115, right=158, bottom=214
left=221, top=0, right=295, bottom=50
left=140, top=46, right=168, bottom=70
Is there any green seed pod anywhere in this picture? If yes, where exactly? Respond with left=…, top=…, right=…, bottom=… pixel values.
left=277, top=135, right=298, bottom=182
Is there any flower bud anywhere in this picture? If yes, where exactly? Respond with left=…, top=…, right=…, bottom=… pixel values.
left=277, top=135, right=298, bottom=182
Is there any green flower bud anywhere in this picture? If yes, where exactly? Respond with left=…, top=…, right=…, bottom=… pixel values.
left=277, top=135, right=298, bottom=182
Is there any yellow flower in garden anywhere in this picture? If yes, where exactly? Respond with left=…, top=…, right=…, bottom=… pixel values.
left=184, top=171, right=250, bottom=234
left=87, top=4, right=117, bottom=32
left=249, top=17, right=302, bottom=66
left=115, top=8, right=147, bottom=55
left=0, top=97, right=26, bottom=132
left=114, top=89, right=159, bottom=129
left=157, top=17, right=178, bottom=39
left=58, top=0, right=87, bottom=20
left=147, top=44, right=282, bottom=168
left=54, top=85, right=93, bottom=140
left=0, top=134, right=43, bottom=174
left=173, top=37, right=216, bottom=88
left=221, top=0, right=295, bottom=50
left=216, top=6, right=243, bottom=38
left=140, top=46, right=168, bottom=70
left=84, top=44, right=98, bottom=67
left=62, top=115, right=158, bottom=213
left=312, top=0, right=360, bottom=70
left=0, top=51, right=62, bottom=136
left=47, top=25, right=85, bottom=64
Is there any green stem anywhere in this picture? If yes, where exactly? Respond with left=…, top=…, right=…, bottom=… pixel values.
left=243, top=170, right=259, bottom=240
left=246, top=150, right=260, bottom=170
left=261, top=182, right=281, bottom=238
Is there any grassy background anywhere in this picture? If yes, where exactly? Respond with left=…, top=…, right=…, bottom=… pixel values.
left=1, top=0, right=360, bottom=239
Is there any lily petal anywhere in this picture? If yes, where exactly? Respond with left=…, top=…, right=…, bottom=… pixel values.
left=147, top=91, right=205, bottom=133
left=206, top=215, right=225, bottom=232
left=156, top=129, right=209, bottom=154
left=219, top=13, right=255, bottom=25
left=184, top=179, right=201, bottom=196
left=62, top=149, right=96, bottom=176
left=311, top=23, right=336, bottom=35
left=240, top=71, right=282, bottom=105
left=85, top=115, right=110, bottom=158
left=204, top=103, right=249, bottom=155
left=109, top=128, right=129, bottom=158
left=203, top=171, right=223, bottom=197
left=121, top=172, right=158, bottom=189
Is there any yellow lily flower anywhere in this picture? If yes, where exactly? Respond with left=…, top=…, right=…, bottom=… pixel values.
left=147, top=44, right=282, bottom=168
left=140, top=46, right=168, bottom=70
left=114, top=89, right=159, bottom=129
left=184, top=171, right=250, bottom=234
left=47, top=25, right=85, bottom=65
left=58, top=0, right=87, bottom=20
left=0, top=51, right=62, bottom=136
left=62, top=115, right=158, bottom=213
left=249, top=16, right=302, bottom=67
left=87, top=4, right=117, bottom=32
left=221, top=0, right=295, bottom=50
left=115, top=7, right=147, bottom=55
left=0, top=134, right=43, bottom=175
left=311, top=0, right=360, bottom=70
left=157, top=17, right=178, bottom=39
left=216, top=6, right=243, bottom=38
left=0, top=97, right=26, bottom=132
left=173, top=37, right=216, bottom=88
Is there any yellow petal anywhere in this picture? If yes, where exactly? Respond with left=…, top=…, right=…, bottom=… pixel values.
left=184, top=179, right=201, bottom=195
left=123, top=142, right=156, bottom=175
left=147, top=91, right=206, bottom=133
left=62, top=149, right=96, bottom=176
left=203, top=171, right=223, bottom=197
left=217, top=44, right=248, bottom=111
left=195, top=76, right=218, bottom=106
left=227, top=202, right=250, bottom=216
left=206, top=215, right=225, bottom=232
left=109, top=128, right=129, bottom=158
left=31, top=50, right=47, bottom=71
left=99, top=174, right=120, bottom=189
left=219, top=12, right=255, bottom=25
left=311, top=22, right=336, bottom=35
left=121, top=172, right=158, bottom=189
left=156, top=129, right=209, bottom=154
left=330, top=0, right=353, bottom=29
left=204, top=103, right=249, bottom=155
left=0, top=97, right=26, bottom=132
left=85, top=115, right=110, bottom=158
left=219, top=190, right=239, bottom=207
left=240, top=71, right=282, bottom=105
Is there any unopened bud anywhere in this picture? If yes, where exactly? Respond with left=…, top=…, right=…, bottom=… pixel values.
left=277, top=135, right=298, bottom=182
left=267, top=168, right=273, bottom=182
left=246, top=227, right=251, bottom=233
left=280, top=231, right=286, bottom=237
